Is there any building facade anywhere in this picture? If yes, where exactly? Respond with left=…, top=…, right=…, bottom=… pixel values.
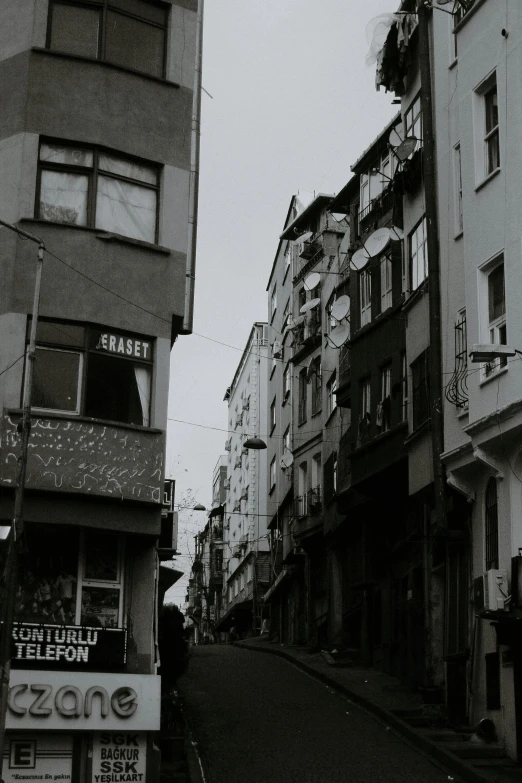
left=215, top=323, right=270, bottom=638
left=0, top=1, right=201, bottom=780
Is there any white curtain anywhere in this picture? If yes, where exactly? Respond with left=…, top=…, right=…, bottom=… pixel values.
left=96, top=175, right=156, bottom=243
left=40, top=171, right=89, bottom=225
left=134, top=366, right=151, bottom=427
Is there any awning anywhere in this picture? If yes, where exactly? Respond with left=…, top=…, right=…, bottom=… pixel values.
left=263, top=566, right=295, bottom=603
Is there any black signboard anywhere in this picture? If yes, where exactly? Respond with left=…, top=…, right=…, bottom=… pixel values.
left=10, top=623, right=127, bottom=671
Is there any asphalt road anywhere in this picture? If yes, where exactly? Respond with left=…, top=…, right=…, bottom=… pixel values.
left=177, top=644, right=460, bottom=783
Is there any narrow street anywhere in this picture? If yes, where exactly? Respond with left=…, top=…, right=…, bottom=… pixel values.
left=178, top=645, right=460, bottom=783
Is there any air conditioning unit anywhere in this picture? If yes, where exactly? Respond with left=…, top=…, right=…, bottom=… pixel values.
left=272, top=340, right=282, bottom=359
left=299, top=238, right=318, bottom=260
left=243, top=396, right=250, bottom=411
left=473, top=570, right=508, bottom=612
left=224, top=438, right=232, bottom=451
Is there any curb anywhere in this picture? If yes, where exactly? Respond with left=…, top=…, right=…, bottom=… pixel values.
left=233, top=641, right=495, bottom=783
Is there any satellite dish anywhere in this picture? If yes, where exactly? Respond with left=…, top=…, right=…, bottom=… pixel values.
left=339, top=231, right=351, bottom=257
left=295, top=231, right=313, bottom=245
left=351, top=247, right=370, bottom=271
left=328, top=322, right=350, bottom=349
left=331, top=295, right=350, bottom=321
left=280, top=450, right=294, bottom=470
left=304, top=272, right=321, bottom=291
left=294, top=314, right=306, bottom=326
left=390, top=226, right=404, bottom=241
left=365, top=227, right=391, bottom=258
left=300, top=297, right=321, bottom=314
left=389, top=127, right=403, bottom=148
left=395, top=137, right=417, bottom=162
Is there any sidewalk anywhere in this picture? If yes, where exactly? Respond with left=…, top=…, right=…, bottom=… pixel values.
left=235, top=637, right=522, bottom=783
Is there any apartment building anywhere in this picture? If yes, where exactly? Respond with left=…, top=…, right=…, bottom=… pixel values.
left=0, top=1, right=201, bottom=780
left=215, top=324, right=270, bottom=638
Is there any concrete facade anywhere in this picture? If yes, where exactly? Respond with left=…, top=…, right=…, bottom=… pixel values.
left=0, top=2, right=200, bottom=780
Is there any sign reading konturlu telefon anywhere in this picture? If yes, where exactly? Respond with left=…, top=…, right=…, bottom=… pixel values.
left=11, top=623, right=126, bottom=669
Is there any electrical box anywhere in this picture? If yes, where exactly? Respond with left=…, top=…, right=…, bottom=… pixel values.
left=474, top=570, right=508, bottom=612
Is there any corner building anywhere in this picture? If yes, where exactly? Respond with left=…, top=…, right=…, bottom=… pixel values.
left=0, top=1, right=200, bottom=780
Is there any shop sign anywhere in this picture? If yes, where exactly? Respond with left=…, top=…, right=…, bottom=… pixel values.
left=11, top=623, right=126, bottom=669
left=3, top=735, right=73, bottom=783
left=6, top=671, right=160, bottom=731
left=95, top=332, right=152, bottom=361
left=92, top=732, right=146, bottom=783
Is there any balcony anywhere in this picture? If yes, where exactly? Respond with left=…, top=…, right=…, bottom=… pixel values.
left=293, top=487, right=322, bottom=542
left=0, top=411, right=165, bottom=504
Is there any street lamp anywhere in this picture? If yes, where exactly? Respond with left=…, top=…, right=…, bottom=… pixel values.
left=469, top=344, right=518, bottom=363
left=243, top=437, right=267, bottom=450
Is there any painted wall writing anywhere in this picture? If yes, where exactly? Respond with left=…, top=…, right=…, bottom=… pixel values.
left=0, top=414, right=164, bottom=503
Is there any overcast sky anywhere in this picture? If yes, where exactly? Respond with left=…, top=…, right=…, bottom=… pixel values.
left=164, top=0, right=398, bottom=605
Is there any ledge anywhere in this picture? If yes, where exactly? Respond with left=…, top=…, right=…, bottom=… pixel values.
left=401, top=280, right=428, bottom=314
left=32, top=47, right=181, bottom=89
left=475, top=167, right=501, bottom=193
left=96, top=233, right=172, bottom=255
left=403, top=418, right=430, bottom=446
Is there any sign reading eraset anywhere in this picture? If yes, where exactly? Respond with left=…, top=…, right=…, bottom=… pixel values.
left=96, top=333, right=152, bottom=361
left=6, top=671, right=161, bottom=731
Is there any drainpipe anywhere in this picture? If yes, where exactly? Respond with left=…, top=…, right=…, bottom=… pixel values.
left=181, top=0, right=204, bottom=335
left=417, top=2, right=446, bottom=686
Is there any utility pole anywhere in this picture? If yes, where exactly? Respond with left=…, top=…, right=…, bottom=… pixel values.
left=417, top=2, right=446, bottom=685
left=0, top=219, right=45, bottom=771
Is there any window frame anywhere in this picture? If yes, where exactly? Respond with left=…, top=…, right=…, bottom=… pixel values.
left=326, top=371, right=337, bottom=419
left=404, top=94, right=422, bottom=150
left=473, top=72, right=500, bottom=186
left=483, top=259, right=507, bottom=378
left=454, top=143, right=463, bottom=236
left=298, top=368, right=307, bottom=425
left=485, top=477, right=499, bottom=570
left=359, top=268, right=372, bottom=327
left=77, top=530, right=125, bottom=628
left=379, top=252, right=393, bottom=312
left=26, top=318, right=154, bottom=427
left=378, top=364, right=392, bottom=432
left=36, top=139, right=161, bottom=244
left=283, top=363, right=291, bottom=401
left=409, top=216, right=428, bottom=292
left=411, top=350, right=430, bottom=431
left=270, top=396, right=277, bottom=434
left=311, top=357, right=322, bottom=416
left=484, top=83, right=500, bottom=177
left=46, top=0, right=170, bottom=80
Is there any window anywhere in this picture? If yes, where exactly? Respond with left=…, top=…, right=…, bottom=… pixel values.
left=326, top=293, right=337, bottom=335
left=270, top=456, right=276, bottom=492
left=282, top=298, right=290, bottom=330
left=283, top=363, right=291, bottom=400
left=38, top=142, right=159, bottom=243
left=401, top=353, right=408, bottom=422
left=29, top=320, right=152, bottom=426
left=311, top=357, right=322, bottom=415
left=409, top=217, right=428, bottom=292
left=16, top=524, right=124, bottom=628
left=271, top=286, right=277, bottom=320
left=298, top=368, right=307, bottom=424
left=454, top=144, right=463, bottom=235
left=484, top=83, right=500, bottom=176
left=326, top=372, right=337, bottom=419
left=48, top=0, right=168, bottom=79
left=284, top=244, right=292, bottom=276
left=358, top=376, right=371, bottom=444
left=380, top=253, right=393, bottom=312
left=411, top=350, right=430, bottom=430
left=312, top=453, right=321, bottom=491
left=404, top=94, right=422, bottom=153
left=270, top=397, right=276, bottom=433
left=360, top=172, right=371, bottom=219
left=247, top=562, right=253, bottom=583
left=377, top=365, right=392, bottom=432
left=359, top=268, right=372, bottom=327
left=283, top=426, right=290, bottom=454
left=298, top=287, right=307, bottom=314
left=485, top=478, right=499, bottom=569
left=484, top=261, right=507, bottom=377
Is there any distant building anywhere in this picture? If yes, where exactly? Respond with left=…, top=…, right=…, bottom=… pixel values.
left=215, top=323, right=271, bottom=638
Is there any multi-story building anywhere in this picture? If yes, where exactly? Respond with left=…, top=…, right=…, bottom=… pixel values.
left=275, top=194, right=346, bottom=647
left=215, top=323, right=270, bottom=638
left=0, top=1, right=202, bottom=780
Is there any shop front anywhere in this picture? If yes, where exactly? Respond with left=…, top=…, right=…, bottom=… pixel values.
left=5, top=669, right=160, bottom=782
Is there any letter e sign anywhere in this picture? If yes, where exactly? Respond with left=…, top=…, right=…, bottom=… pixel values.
left=10, top=739, right=36, bottom=768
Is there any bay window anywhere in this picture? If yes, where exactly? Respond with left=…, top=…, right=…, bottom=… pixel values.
left=48, top=0, right=169, bottom=79
left=38, top=141, right=159, bottom=243
left=29, top=319, right=153, bottom=427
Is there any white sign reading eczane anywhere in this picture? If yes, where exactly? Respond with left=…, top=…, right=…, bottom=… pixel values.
left=6, top=670, right=160, bottom=731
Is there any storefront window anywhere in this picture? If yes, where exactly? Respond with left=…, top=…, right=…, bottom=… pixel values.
left=15, top=525, right=124, bottom=628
